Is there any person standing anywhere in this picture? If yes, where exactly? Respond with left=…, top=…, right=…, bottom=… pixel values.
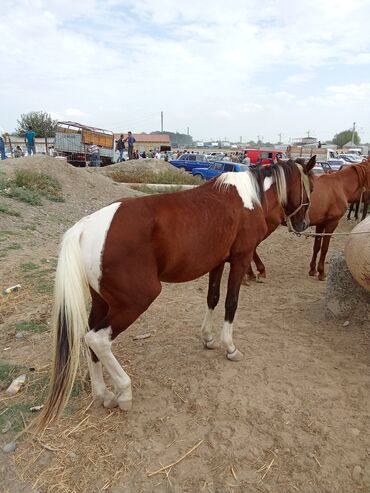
left=116, top=134, right=126, bottom=162
left=25, top=126, right=36, bottom=155
left=89, top=143, right=101, bottom=167
left=0, top=128, right=6, bottom=160
left=126, top=131, right=136, bottom=160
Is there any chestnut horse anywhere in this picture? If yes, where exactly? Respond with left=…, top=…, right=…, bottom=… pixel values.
left=347, top=190, right=370, bottom=222
left=247, top=160, right=370, bottom=282
left=36, top=160, right=315, bottom=431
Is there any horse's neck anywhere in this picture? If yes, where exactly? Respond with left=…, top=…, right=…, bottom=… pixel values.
left=339, top=167, right=365, bottom=201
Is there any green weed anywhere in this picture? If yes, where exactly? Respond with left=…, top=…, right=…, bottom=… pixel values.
left=16, top=320, right=48, bottom=333
left=0, top=170, right=64, bottom=205
left=0, top=204, right=21, bottom=217
left=131, top=184, right=183, bottom=194
left=21, top=261, right=39, bottom=272
left=8, top=243, right=22, bottom=250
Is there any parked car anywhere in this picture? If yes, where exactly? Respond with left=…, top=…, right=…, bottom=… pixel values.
left=192, top=162, right=250, bottom=180
left=337, top=153, right=362, bottom=163
left=169, top=153, right=211, bottom=172
left=243, top=149, right=286, bottom=165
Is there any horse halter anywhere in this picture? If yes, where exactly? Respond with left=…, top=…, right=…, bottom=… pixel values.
left=284, top=163, right=311, bottom=233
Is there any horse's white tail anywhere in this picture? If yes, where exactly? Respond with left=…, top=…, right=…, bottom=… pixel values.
left=35, top=221, right=89, bottom=432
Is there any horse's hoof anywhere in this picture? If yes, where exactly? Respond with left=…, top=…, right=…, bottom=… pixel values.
left=103, top=392, right=118, bottom=409
left=203, top=338, right=217, bottom=349
left=259, top=272, right=266, bottom=278
left=309, top=269, right=316, bottom=276
left=227, top=348, right=244, bottom=361
left=318, top=274, right=326, bottom=281
left=93, top=396, right=104, bottom=407
left=118, top=399, right=132, bottom=411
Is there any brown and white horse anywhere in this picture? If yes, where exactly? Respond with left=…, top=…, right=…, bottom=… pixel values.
left=35, top=159, right=315, bottom=431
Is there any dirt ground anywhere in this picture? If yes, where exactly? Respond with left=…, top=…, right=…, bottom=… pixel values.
left=0, top=157, right=369, bottom=493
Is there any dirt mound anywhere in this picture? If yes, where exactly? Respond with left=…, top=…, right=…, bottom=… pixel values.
left=99, top=158, right=176, bottom=175
left=0, top=155, right=139, bottom=200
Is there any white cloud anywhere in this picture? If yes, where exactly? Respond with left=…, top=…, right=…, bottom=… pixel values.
left=1, top=0, right=370, bottom=141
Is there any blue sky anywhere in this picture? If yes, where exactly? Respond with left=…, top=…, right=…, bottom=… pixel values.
left=1, top=0, right=370, bottom=143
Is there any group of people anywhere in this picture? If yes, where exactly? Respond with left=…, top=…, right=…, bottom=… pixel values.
left=0, top=126, right=37, bottom=160
left=115, top=131, right=136, bottom=162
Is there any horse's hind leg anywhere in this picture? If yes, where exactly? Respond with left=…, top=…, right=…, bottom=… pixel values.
left=86, top=279, right=162, bottom=411
left=202, top=263, right=224, bottom=349
left=86, top=289, right=118, bottom=408
left=362, top=201, right=369, bottom=221
left=347, top=203, right=354, bottom=220
left=253, top=250, right=266, bottom=278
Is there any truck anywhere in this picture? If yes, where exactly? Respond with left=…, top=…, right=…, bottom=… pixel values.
left=54, top=121, right=115, bottom=167
left=288, top=146, right=345, bottom=169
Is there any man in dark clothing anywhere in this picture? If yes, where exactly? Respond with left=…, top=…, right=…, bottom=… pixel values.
left=126, top=131, right=136, bottom=160
left=116, top=134, right=126, bottom=162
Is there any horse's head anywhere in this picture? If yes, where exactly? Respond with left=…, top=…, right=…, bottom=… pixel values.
left=279, top=156, right=316, bottom=233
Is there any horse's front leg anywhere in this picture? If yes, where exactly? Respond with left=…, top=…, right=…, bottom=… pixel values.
left=201, top=263, right=224, bottom=349
left=317, top=221, right=338, bottom=281
left=222, top=254, right=252, bottom=361
left=309, top=224, right=324, bottom=276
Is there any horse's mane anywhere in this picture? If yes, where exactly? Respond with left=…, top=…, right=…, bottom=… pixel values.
left=349, top=162, right=370, bottom=190
left=215, top=160, right=295, bottom=208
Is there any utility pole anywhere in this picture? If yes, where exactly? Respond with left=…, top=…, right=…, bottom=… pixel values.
left=351, top=122, right=356, bottom=144
left=278, top=133, right=282, bottom=144
left=306, top=130, right=310, bottom=138
left=161, top=111, right=163, bottom=133
left=187, top=127, right=189, bottom=136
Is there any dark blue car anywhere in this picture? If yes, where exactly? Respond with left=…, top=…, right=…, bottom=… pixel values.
left=169, top=153, right=211, bottom=172
left=192, top=162, right=250, bottom=180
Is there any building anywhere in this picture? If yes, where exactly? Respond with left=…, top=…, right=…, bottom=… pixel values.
left=114, top=133, right=171, bottom=153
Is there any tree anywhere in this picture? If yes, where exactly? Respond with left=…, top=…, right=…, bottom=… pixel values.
left=332, top=129, right=360, bottom=147
left=16, top=111, right=58, bottom=152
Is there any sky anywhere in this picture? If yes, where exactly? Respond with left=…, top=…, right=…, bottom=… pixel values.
left=1, top=0, right=370, bottom=143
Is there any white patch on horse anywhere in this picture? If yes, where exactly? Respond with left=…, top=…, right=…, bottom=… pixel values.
left=216, top=171, right=261, bottom=210
left=221, top=320, right=235, bottom=353
left=201, top=308, right=216, bottom=348
left=264, top=176, right=273, bottom=191
left=80, top=202, right=121, bottom=294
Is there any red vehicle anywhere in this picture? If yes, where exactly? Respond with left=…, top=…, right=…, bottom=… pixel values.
left=243, top=149, right=286, bottom=165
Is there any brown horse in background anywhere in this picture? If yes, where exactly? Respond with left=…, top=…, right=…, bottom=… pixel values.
left=246, top=160, right=370, bottom=282
left=34, top=159, right=315, bottom=432
left=347, top=190, right=370, bottom=222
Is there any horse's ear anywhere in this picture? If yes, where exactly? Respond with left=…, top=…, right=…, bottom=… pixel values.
left=304, top=155, right=316, bottom=173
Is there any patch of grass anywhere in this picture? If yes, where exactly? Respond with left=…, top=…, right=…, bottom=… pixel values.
left=20, top=262, right=55, bottom=294
left=0, top=362, right=20, bottom=386
left=0, top=170, right=64, bottom=206
left=0, top=204, right=21, bottom=217
left=8, top=242, right=22, bottom=250
left=21, top=261, right=39, bottom=272
left=0, top=229, right=17, bottom=237
left=0, top=403, right=33, bottom=432
left=111, top=169, right=202, bottom=185
left=131, top=184, right=183, bottom=194
left=16, top=320, right=48, bottom=333
left=21, top=224, right=37, bottom=231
